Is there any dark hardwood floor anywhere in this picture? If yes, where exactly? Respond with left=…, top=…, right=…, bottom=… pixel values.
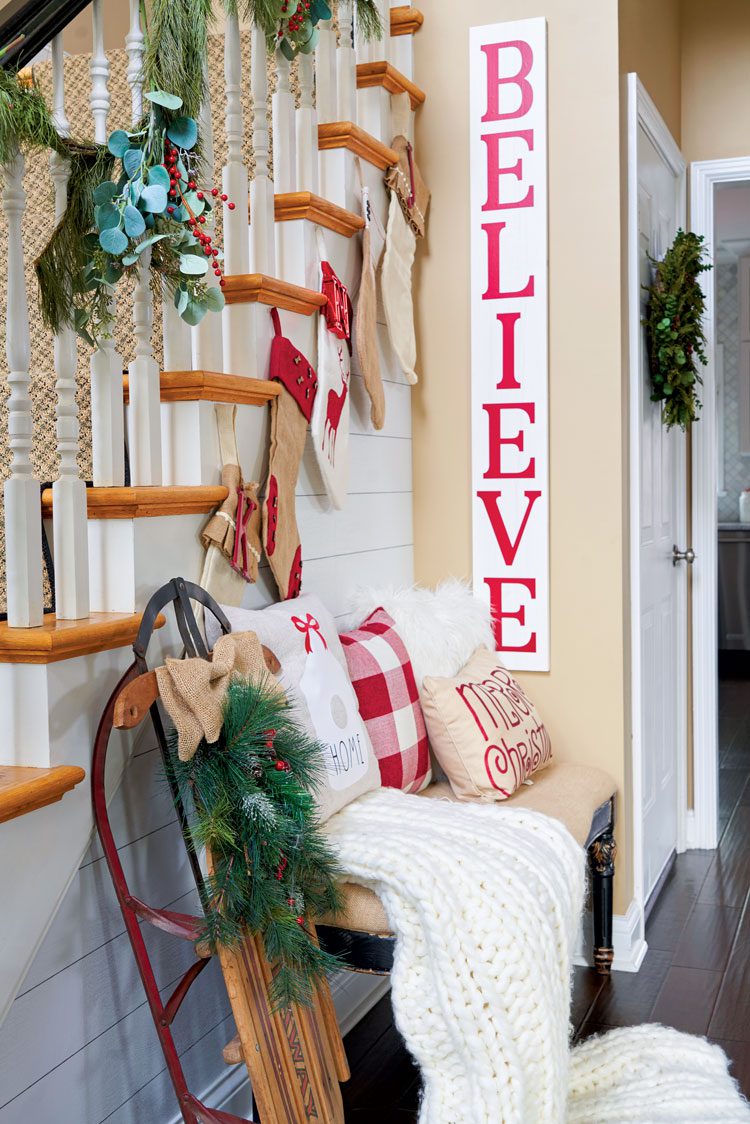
left=341, top=678, right=750, bottom=1121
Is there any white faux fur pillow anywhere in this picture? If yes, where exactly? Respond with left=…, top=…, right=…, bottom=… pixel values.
left=347, top=580, right=495, bottom=688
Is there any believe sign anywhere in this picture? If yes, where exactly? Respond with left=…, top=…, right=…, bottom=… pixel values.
left=469, top=19, right=549, bottom=672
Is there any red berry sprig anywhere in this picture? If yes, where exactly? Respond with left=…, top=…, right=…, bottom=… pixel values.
left=163, top=139, right=236, bottom=288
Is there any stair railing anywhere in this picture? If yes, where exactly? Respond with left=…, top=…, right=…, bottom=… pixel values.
left=1, top=0, right=407, bottom=628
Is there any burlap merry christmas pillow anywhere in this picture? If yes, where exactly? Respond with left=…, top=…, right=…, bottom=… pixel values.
left=420, top=646, right=552, bottom=802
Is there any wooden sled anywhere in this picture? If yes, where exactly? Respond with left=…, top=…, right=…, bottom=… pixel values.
left=93, top=577, right=348, bottom=1124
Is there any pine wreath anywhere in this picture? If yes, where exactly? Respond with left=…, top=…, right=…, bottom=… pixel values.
left=644, top=229, right=711, bottom=431
left=170, top=673, right=344, bottom=1010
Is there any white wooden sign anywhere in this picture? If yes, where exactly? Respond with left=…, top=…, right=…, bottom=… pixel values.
left=469, top=18, right=549, bottom=671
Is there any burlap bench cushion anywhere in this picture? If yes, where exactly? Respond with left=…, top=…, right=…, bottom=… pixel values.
left=320, top=761, right=617, bottom=936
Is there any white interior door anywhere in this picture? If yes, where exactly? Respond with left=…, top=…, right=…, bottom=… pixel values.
left=628, top=77, right=688, bottom=905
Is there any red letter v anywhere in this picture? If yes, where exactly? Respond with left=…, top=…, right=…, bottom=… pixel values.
left=477, top=490, right=541, bottom=565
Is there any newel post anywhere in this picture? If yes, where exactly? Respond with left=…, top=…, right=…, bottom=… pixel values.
left=3, top=152, right=43, bottom=627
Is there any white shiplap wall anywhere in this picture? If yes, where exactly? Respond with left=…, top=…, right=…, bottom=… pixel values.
left=0, top=304, right=413, bottom=1122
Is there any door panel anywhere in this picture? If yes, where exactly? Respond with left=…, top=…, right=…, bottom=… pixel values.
left=631, top=85, right=687, bottom=902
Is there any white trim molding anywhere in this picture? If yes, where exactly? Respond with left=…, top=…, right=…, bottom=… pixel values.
left=689, top=157, right=750, bottom=850
left=575, top=899, right=648, bottom=974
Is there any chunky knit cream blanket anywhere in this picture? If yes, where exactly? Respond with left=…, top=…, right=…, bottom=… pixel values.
left=326, top=788, right=749, bottom=1123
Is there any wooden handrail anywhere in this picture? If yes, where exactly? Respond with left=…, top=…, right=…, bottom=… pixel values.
left=222, top=273, right=326, bottom=315
left=356, top=62, right=426, bottom=109
left=41, top=486, right=227, bottom=521
left=390, top=6, right=424, bottom=36
left=123, top=371, right=281, bottom=407
left=318, top=123, right=398, bottom=170
left=0, top=765, right=85, bottom=823
left=0, top=611, right=165, bottom=664
left=273, top=192, right=365, bottom=237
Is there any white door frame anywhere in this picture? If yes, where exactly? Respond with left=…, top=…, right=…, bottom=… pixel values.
left=689, top=157, right=750, bottom=850
left=627, top=75, right=688, bottom=920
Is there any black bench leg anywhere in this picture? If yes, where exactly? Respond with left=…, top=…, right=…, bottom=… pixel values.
left=588, top=831, right=616, bottom=975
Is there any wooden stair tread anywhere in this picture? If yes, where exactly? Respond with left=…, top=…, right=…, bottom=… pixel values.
left=318, top=122, right=397, bottom=170
left=356, top=61, right=426, bottom=109
left=223, top=1032, right=243, bottom=1066
left=390, top=5, right=424, bottom=36
left=41, top=486, right=227, bottom=521
left=123, top=370, right=280, bottom=406
left=273, top=191, right=364, bottom=237
left=0, top=765, right=86, bottom=824
left=0, top=611, right=165, bottom=664
left=222, top=273, right=326, bottom=315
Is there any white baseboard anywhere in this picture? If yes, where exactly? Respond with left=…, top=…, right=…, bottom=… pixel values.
left=574, top=899, right=647, bottom=973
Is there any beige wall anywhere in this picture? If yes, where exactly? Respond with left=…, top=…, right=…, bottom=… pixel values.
left=619, top=0, right=681, bottom=142
left=681, top=0, right=750, bottom=163
left=413, top=2, right=633, bottom=911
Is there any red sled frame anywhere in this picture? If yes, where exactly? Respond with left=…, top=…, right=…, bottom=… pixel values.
left=91, top=577, right=254, bottom=1124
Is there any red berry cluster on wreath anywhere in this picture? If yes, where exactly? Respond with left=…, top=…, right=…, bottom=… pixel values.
left=278, top=0, right=312, bottom=36
left=163, top=139, right=236, bottom=289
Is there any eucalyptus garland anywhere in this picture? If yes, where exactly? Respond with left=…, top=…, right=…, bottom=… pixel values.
left=644, top=229, right=711, bottom=431
left=0, top=0, right=382, bottom=344
left=229, top=0, right=382, bottom=60
left=171, top=674, right=343, bottom=1010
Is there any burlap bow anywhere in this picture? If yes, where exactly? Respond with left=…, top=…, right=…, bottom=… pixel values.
left=156, top=631, right=274, bottom=762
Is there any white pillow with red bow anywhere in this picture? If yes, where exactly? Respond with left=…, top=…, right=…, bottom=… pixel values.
left=206, top=595, right=381, bottom=822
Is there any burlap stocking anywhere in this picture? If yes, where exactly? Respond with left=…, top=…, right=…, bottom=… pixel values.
left=353, top=163, right=385, bottom=430
left=262, top=309, right=318, bottom=601
left=382, top=93, right=431, bottom=387
left=200, top=405, right=262, bottom=607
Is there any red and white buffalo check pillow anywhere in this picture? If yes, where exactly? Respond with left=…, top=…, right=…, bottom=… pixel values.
left=340, top=608, right=432, bottom=793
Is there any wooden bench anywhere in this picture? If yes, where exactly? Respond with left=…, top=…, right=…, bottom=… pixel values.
left=317, top=761, right=618, bottom=975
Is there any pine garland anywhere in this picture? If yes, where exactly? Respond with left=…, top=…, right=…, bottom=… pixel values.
left=170, top=674, right=344, bottom=1010
left=0, top=0, right=382, bottom=343
left=644, top=229, right=711, bottom=431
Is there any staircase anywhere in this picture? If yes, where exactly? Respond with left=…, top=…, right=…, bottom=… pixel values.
left=0, top=0, right=425, bottom=1073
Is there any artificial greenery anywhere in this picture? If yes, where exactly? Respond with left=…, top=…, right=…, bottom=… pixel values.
left=0, top=0, right=382, bottom=345
left=227, top=0, right=382, bottom=60
left=171, top=674, right=343, bottom=1010
left=644, top=229, right=711, bottom=430
left=70, top=90, right=231, bottom=345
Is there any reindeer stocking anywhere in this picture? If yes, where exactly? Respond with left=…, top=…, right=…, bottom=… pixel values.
left=310, top=235, right=354, bottom=510
left=262, top=308, right=318, bottom=601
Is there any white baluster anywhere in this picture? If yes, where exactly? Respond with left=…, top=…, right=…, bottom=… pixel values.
left=49, top=35, right=89, bottom=619
left=272, top=50, right=296, bottom=195
left=356, top=0, right=390, bottom=141
left=90, top=0, right=125, bottom=488
left=337, top=1, right=357, bottom=123
left=296, top=53, right=319, bottom=193
left=3, top=153, right=43, bottom=627
left=221, top=11, right=253, bottom=376
left=315, top=19, right=338, bottom=125
left=126, top=0, right=161, bottom=484
left=192, top=73, right=223, bottom=373
left=249, top=26, right=276, bottom=276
